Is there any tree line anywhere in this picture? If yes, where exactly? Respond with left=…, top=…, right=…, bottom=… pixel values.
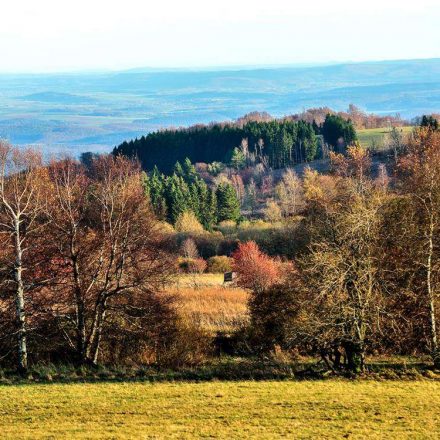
left=113, top=117, right=352, bottom=173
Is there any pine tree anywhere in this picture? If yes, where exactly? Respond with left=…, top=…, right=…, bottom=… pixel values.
left=183, top=157, right=198, bottom=183
left=206, top=189, right=218, bottom=229
left=322, top=114, right=357, bottom=152
left=164, top=174, right=190, bottom=224
left=146, top=166, right=167, bottom=219
left=173, top=161, right=184, bottom=178
left=296, top=120, right=318, bottom=162
left=421, top=115, right=439, bottom=131
left=188, top=180, right=203, bottom=220
left=230, top=147, right=246, bottom=170
left=216, top=183, right=241, bottom=222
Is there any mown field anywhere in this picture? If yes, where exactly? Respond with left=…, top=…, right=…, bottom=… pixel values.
left=1, top=381, right=439, bottom=439
left=357, top=126, right=413, bottom=150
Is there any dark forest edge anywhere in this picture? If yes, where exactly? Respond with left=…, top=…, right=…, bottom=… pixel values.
left=113, top=105, right=418, bottom=173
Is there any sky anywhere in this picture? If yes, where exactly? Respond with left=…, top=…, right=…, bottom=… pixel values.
left=1, top=0, right=439, bottom=73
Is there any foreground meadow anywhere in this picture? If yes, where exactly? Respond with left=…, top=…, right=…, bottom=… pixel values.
left=1, top=381, right=439, bottom=439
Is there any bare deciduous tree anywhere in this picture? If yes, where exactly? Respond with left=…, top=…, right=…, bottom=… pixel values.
left=0, top=142, right=47, bottom=373
left=302, top=148, right=389, bottom=372
left=275, top=168, right=304, bottom=217
left=398, top=128, right=440, bottom=367
left=47, top=155, right=173, bottom=365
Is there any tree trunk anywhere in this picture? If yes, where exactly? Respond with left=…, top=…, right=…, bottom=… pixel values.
left=14, top=218, right=27, bottom=374
left=343, top=340, right=364, bottom=374
left=75, top=296, right=86, bottom=363
left=426, top=213, right=439, bottom=368
left=86, top=297, right=107, bottom=365
left=71, top=247, right=86, bottom=364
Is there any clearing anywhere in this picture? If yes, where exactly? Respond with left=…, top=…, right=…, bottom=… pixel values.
left=357, top=126, right=413, bottom=150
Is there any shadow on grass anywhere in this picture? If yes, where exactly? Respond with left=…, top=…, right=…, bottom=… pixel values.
left=0, top=356, right=438, bottom=386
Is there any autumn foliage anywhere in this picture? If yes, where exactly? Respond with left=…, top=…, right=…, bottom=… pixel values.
left=232, top=241, right=281, bottom=292
left=2, top=122, right=440, bottom=375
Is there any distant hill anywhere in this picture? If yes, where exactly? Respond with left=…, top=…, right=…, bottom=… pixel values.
left=20, top=92, right=96, bottom=104
left=0, top=58, right=439, bottom=156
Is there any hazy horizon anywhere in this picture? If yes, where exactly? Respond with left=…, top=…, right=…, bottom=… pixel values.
left=1, top=56, right=440, bottom=76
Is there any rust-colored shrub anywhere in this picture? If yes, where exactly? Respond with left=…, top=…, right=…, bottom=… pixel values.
left=232, top=241, right=281, bottom=292
left=177, top=257, right=207, bottom=274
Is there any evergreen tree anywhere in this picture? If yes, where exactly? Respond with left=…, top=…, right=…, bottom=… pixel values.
left=146, top=166, right=167, bottom=219
left=164, top=174, right=190, bottom=224
left=190, top=178, right=210, bottom=222
left=312, top=119, right=320, bottom=135
left=229, top=147, right=246, bottom=170
left=173, top=161, right=184, bottom=178
left=205, top=189, right=218, bottom=229
left=296, top=120, right=318, bottom=162
left=421, top=115, right=439, bottom=131
left=216, top=183, right=241, bottom=222
left=322, top=114, right=357, bottom=151
left=183, top=157, right=198, bottom=183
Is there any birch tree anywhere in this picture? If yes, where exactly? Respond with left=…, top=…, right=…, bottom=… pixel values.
left=0, top=142, right=47, bottom=373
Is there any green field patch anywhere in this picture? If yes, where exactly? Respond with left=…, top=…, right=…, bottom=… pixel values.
left=357, top=126, right=413, bottom=150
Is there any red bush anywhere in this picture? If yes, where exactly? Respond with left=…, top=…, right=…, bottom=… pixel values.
left=232, top=241, right=280, bottom=292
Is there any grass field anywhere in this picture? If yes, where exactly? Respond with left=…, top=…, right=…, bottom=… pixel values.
left=1, top=381, right=439, bottom=438
left=174, top=286, right=249, bottom=333
left=357, top=126, right=413, bottom=150
left=171, top=274, right=249, bottom=333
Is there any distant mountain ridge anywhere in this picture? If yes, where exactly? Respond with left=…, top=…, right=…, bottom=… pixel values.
left=0, top=58, right=438, bottom=156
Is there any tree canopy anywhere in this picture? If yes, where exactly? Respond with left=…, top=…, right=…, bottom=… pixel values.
left=114, top=119, right=319, bottom=173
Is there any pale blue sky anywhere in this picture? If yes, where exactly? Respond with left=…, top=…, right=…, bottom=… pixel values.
left=1, top=0, right=439, bottom=72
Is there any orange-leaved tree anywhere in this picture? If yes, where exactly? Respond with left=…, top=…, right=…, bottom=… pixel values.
left=232, top=241, right=280, bottom=293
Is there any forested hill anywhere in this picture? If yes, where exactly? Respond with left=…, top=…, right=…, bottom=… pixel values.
left=113, top=119, right=319, bottom=173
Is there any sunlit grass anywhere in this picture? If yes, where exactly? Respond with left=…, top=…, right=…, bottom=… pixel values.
left=175, top=273, right=225, bottom=288
left=171, top=282, right=249, bottom=333
left=1, top=381, right=439, bottom=439
left=357, top=126, right=413, bottom=150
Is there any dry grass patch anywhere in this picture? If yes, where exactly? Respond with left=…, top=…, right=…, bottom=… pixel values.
left=175, top=273, right=224, bottom=288
left=172, top=284, right=249, bottom=333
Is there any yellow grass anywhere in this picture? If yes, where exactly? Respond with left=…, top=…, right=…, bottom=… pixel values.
left=172, top=285, right=249, bottom=333
left=175, top=273, right=225, bottom=288
left=1, top=381, right=440, bottom=439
